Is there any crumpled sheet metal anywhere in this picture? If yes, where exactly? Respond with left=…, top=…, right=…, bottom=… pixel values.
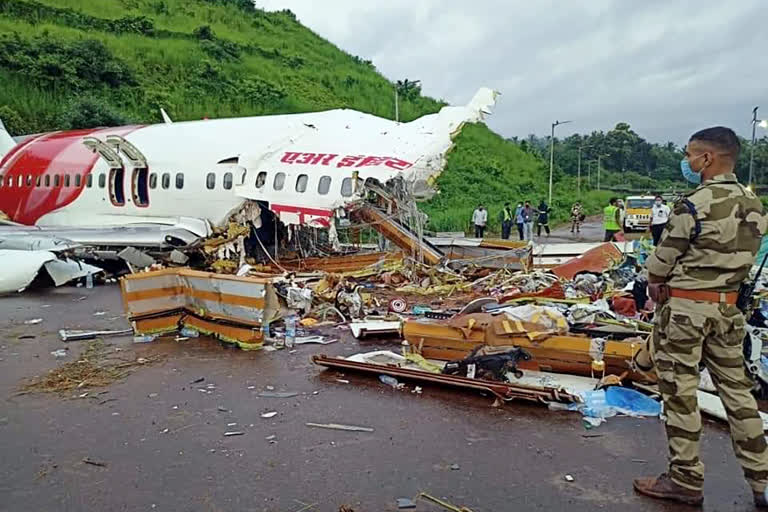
left=0, top=249, right=57, bottom=293
left=402, top=315, right=654, bottom=382
left=0, top=249, right=104, bottom=293
left=494, top=304, right=569, bottom=340
left=312, top=353, right=581, bottom=403
left=121, top=268, right=280, bottom=348
left=551, top=242, right=623, bottom=280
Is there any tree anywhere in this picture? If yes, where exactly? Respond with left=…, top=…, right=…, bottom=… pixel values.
left=395, top=79, right=421, bottom=102
left=57, top=97, right=128, bottom=129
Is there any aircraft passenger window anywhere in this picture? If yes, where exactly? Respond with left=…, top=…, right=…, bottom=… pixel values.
left=175, top=173, right=184, bottom=189
left=54, top=175, right=60, bottom=187
left=273, top=172, right=285, bottom=191
left=36, top=175, right=41, bottom=187
left=206, top=173, right=215, bottom=190
left=340, top=177, right=353, bottom=197
left=87, top=174, right=93, bottom=188
left=45, top=175, right=50, bottom=187
left=255, top=171, right=267, bottom=188
left=318, top=176, right=331, bottom=195
left=26, top=175, right=32, bottom=186
left=64, top=175, right=70, bottom=187
left=223, top=172, right=233, bottom=190
left=161, top=173, right=170, bottom=189
left=75, top=174, right=81, bottom=187
left=149, top=173, right=157, bottom=189
left=5, top=175, right=10, bottom=187
left=295, top=174, right=308, bottom=193
left=98, top=173, right=106, bottom=188
left=0, top=175, right=3, bottom=187
left=17, top=175, right=22, bottom=187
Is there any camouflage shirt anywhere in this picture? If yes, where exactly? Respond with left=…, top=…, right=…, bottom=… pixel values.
left=645, top=173, right=767, bottom=291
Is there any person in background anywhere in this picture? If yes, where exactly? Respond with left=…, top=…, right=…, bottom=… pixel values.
left=522, top=201, right=535, bottom=241
left=570, top=202, right=583, bottom=233
left=617, top=198, right=627, bottom=229
left=536, top=200, right=552, bottom=237
left=471, top=204, right=487, bottom=238
left=635, top=126, right=768, bottom=508
left=498, top=202, right=514, bottom=240
left=649, top=194, right=671, bottom=245
left=603, top=197, right=622, bottom=241
left=515, top=202, right=525, bottom=240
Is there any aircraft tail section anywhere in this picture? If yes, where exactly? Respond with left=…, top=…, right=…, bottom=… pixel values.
left=0, top=118, right=16, bottom=163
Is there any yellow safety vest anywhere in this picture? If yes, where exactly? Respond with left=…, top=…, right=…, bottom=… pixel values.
left=603, top=205, right=620, bottom=230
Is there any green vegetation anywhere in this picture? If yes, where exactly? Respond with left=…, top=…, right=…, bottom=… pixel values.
left=422, top=124, right=612, bottom=233
left=0, top=0, right=444, bottom=132
left=522, top=122, right=768, bottom=192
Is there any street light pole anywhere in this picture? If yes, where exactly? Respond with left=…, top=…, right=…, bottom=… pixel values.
left=394, top=87, right=399, bottom=123
left=750, top=106, right=758, bottom=187
left=597, top=154, right=608, bottom=191
left=577, top=144, right=591, bottom=197
left=549, top=119, right=573, bottom=204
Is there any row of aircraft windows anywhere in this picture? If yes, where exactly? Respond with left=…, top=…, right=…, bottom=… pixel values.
left=0, top=172, right=186, bottom=190
left=0, top=173, right=91, bottom=188
left=253, top=171, right=360, bottom=197
left=0, top=171, right=362, bottom=196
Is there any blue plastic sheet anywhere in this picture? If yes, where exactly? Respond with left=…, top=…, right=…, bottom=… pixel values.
left=572, top=387, right=661, bottom=420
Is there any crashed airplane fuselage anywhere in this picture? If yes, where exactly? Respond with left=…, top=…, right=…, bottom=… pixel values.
left=0, top=88, right=499, bottom=247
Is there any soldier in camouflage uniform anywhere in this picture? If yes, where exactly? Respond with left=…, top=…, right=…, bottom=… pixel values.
left=634, top=126, right=768, bottom=507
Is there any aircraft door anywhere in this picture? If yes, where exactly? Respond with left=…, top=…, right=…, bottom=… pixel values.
left=132, top=167, right=149, bottom=207
left=109, top=168, right=126, bottom=206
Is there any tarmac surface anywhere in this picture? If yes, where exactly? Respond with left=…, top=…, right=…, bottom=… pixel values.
left=0, top=219, right=757, bottom=512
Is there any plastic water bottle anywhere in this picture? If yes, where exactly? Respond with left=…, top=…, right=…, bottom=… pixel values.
left=133, top=334, right=156, bottom=343
left=379, top=375, right=400, bottom=389
left=285, top=315, right=296, bottom=348
left=85, top=272, right=93, bottom=289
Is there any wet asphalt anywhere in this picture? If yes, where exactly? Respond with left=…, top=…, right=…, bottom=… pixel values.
left=0, top=220, right=758, bottom=511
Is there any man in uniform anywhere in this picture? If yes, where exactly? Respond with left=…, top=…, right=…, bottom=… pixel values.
left=634, top=127, right=768, bottom=507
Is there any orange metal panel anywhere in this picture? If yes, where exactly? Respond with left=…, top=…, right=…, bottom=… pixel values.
left=551, top=242, right=623, bottom=280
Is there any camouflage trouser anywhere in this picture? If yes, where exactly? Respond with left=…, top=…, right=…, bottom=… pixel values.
left=652, top=296, right=768, bottom=492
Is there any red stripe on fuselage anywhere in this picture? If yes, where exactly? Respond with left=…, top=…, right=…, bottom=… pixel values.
left=0, top=125, right=144, bottom=224
left=271, top=203, right=332, bottom=227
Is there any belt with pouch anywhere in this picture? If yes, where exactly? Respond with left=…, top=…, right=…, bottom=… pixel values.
left=668, top=288, right=738, bottom=305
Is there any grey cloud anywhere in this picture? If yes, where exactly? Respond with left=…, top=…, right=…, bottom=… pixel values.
left=258, top=0, right=768, bottom=144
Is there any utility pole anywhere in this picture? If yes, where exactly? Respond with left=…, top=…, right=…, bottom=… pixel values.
left=577, top=144, right=590, bottom=197
left=394, top=87, right=399, bottom=123
left=750, top=106, right=758, bottom=188
left=597, top=154, right=608, bottom=191
left=549, top=119, right=573, bottom=204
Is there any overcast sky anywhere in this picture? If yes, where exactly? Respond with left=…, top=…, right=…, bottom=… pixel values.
left=257, top=0, right=767, bottom=145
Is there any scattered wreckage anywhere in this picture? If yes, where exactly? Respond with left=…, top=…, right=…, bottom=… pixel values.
left=107, top=234, right=768, bottom=430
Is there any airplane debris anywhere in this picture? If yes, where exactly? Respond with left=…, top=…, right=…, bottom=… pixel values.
left=59, top=328, right=133, bottom=342
left=118, top=247, right=156, bottom=270
left=305, top=422, right=374, bottom=433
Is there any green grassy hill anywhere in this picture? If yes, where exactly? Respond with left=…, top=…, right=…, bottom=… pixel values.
left=0, top=0, right=610, bottom=233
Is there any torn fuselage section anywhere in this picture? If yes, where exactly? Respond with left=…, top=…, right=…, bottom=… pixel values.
left=228, top=88, right=499, bottom=263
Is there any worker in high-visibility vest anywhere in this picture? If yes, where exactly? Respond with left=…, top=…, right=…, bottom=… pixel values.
left=498, top=202, right=514, bottom=240
left=603, top=197, right=622, bottom=241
